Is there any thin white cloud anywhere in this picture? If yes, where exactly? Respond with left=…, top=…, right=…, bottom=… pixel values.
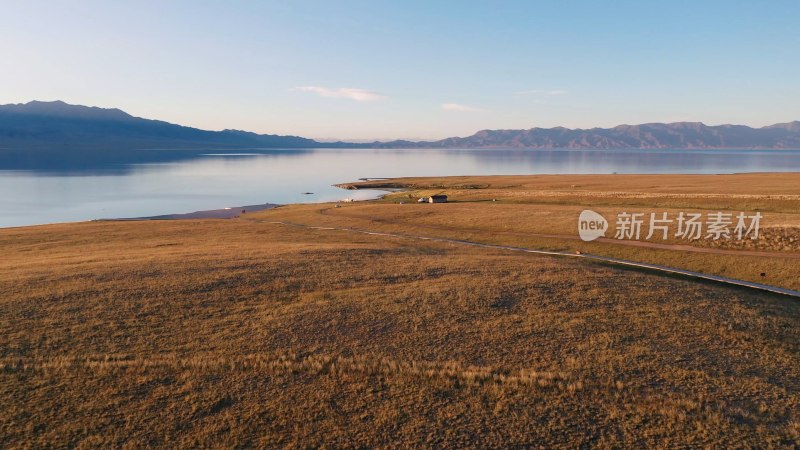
left=441, top=102, right=483, bottom=112
left=293, top=86, right=386, bottom=102
left=516, top=89, right=568, bottom=96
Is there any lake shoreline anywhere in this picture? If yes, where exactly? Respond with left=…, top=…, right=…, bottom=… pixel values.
left=99, top=203, right=281, bottom=221
left=4, top=148, right=800, bottom=228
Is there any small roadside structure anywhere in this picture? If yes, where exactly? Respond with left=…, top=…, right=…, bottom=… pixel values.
left=419, top=194, right=448, bottom=203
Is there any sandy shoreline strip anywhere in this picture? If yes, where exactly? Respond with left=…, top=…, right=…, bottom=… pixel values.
left=104, top=203, right=279, bottom=221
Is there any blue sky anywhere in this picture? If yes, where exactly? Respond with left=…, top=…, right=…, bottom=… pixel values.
left=2, top=1, right=799, bottom=140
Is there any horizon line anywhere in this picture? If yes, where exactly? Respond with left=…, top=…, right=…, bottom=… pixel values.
left=3, top=99, right=799, bottom=143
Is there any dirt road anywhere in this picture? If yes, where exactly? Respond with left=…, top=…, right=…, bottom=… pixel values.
left=318, top=207, right=800, bottom=260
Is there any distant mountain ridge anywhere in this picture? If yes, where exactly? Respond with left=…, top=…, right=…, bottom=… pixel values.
left=373, top=121, right=800, bottom=149
left=1, top=100, right=799, bottom=151
left=0, top=100, right=327, bottom=149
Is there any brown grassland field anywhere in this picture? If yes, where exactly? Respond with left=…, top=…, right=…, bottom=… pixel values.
left=1, top=173, right=799, bottom=448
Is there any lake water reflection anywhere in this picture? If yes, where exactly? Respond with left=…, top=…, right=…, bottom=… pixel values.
left=2, top=147, right=799, bottom=227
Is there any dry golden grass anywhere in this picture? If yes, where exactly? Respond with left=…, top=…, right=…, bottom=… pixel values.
left=2, top=173, right=799, bottom=447
left=341, top=173, right=800, bottom=212
left=327, top=173, right=800, bottom=290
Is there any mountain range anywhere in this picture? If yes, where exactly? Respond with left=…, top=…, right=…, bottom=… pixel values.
left=0, top=100, right=324, bottom=150
left=374, top=122, right=800, bottom=149
left=1, top=100, right=799, bottom=152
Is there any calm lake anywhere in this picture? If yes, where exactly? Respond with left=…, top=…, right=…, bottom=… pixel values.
left=2, top=147, right=800, bottom=228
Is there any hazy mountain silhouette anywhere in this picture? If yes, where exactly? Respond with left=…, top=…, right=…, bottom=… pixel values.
left=0, top=100, right=323, bottom=150
left=1, top=101, right=799, bottom=170
left=372, top=122, right=800, bottom=149
left=4, top=101, right=799, bottom=152
left=0, top=100, right=337, bottom=172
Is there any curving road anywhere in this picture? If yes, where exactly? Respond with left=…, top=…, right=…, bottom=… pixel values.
left=318, top=207, right=800, bottom=260
left=258, top=218, right=800, bottom=299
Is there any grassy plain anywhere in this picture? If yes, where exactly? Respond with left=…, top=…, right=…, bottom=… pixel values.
left=1, top=173, right=799, bottom=447
left=332, top=173, right=800, bottom=290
